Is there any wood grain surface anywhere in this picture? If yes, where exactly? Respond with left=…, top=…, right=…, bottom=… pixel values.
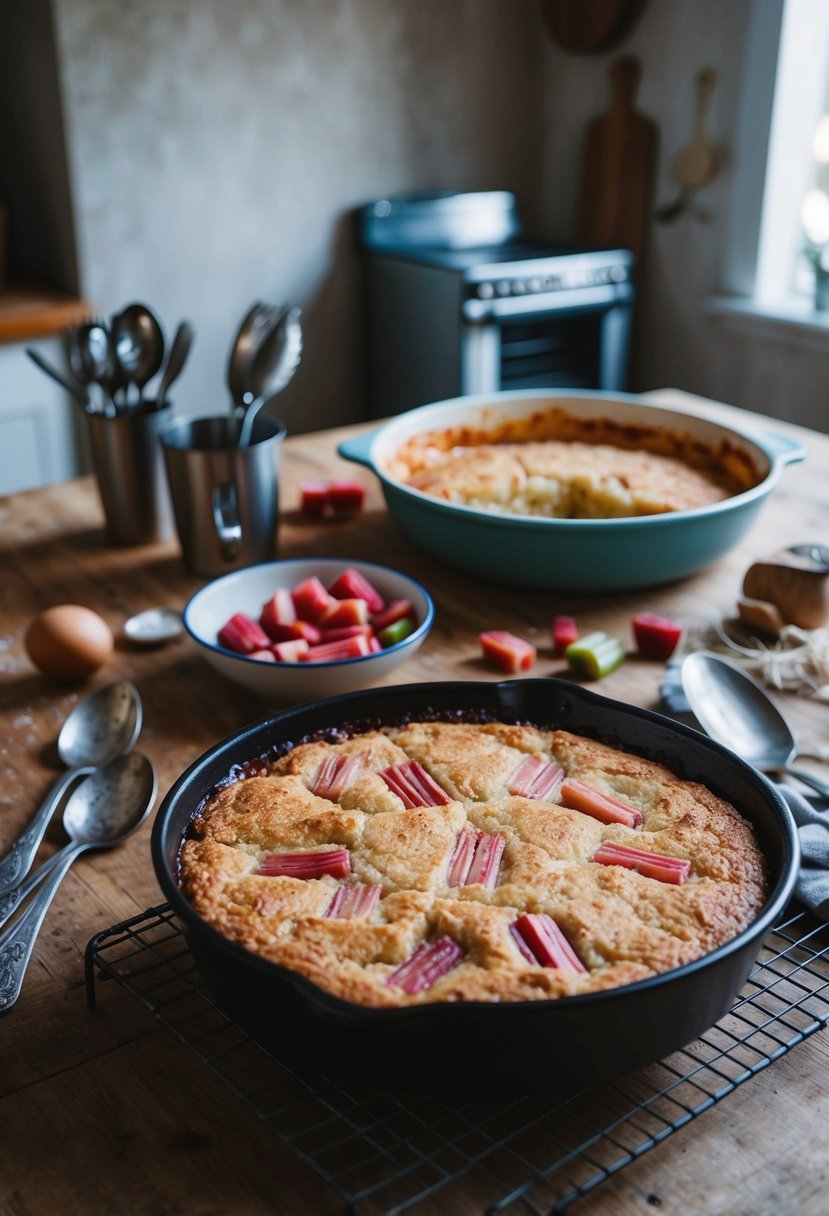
left=1, top=389, right=828, bottom=1215
left=578, top=56, right=658, bottom=265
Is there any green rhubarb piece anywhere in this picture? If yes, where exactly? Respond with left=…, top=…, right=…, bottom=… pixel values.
left=378, top=617, right=415, bottom=647
left=565, top=630, right=625, bottom=680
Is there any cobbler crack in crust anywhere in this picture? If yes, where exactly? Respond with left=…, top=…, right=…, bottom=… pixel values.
left=180, top=721, right=767, bottom=1008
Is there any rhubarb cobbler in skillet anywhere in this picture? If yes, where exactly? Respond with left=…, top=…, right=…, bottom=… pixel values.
left=179, top=720, right=767, bottom=1007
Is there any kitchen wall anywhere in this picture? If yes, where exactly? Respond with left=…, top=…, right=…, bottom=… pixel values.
left=48, top=0, right=829, bottom=440
left=52, top=0, right=546, bottom=435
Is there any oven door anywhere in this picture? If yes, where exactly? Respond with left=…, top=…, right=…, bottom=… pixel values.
left=460, top=286, right=634, bottom=395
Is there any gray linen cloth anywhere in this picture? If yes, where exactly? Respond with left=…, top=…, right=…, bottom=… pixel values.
left=776, top=785, right=829, bottom=917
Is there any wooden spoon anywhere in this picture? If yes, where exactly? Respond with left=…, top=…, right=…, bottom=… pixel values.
left=655, top=68, right=718, bottom=223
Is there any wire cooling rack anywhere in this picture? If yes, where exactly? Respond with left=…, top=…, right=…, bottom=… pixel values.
left=85, top=905, right=829, bottom=1215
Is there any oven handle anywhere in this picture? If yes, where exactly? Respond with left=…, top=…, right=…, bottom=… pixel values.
left=462, top=282, right=634, bottom=323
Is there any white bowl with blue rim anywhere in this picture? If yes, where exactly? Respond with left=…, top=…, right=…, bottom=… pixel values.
left=183, top=557, right=434, bottom=704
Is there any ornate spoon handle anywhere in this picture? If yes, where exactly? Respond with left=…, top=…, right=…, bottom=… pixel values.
left=0, top=768, right=89, bottom=896
left=0, top=851, right=64, bottom=931
left=0, top=844, right=86, bottom=1013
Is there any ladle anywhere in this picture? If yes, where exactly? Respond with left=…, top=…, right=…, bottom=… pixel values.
left=681, top=652, right=829, bottom=798
left=237, top=307, right=302, bottom=447
left=154, top=320, right=194, bottom=405
left=25, top=348, right=94, bottom=414
left=0, top=751, right=156, bottom=1012
left=0, top=682, right=142, bottom=895
left=112, top=303, right=164, bottom=406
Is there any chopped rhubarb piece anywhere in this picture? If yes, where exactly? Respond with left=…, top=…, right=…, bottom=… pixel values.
left=258, top=848, right=351, bottom=879
left=319, top=624, right=372, bottom=643
left=552, top=615, right=579, bottom=656
left=370, top=598, right=414, bottom=633
left=300, top=634, right=372, bottom=662
left=248, top=648, right=277, bottom=663
left=292, top=619, right=322, bottom=645
left=379, top=760, right=452, bottom=808
left=510, top=913, right=586, bottom=973
left=447, top=827, right=505, bottom=889
left=292, top=576, right=333, bottom=622
left=565, top=631, right=625, bottom=680
left=262, top=622, right=305, bottom=644
left=369, top=636, right=382, bottom=653
left=312, top=753, right=363, bottom=799
left=299, top=481, right=331, bottom=517
left=325, top=882, right=382, bottom=919
left=479, top=630, right=536, bottom=673
left=319, top=597, right=370, bottom=629
left=326, top=478, right=366, bottom=515
left=260, top=589, right=296, bottom=638
left=592, top=840, right=691, bottom=885
left=560, top=779, right=643, bottom=829
left=507, top=756, right=564, bottom=801
left=218, top=612, right=271, bottom=655
left=632, top=611, right=683, bottom=661
left=386, top=936, right=464, bottom=994
left=272, top=638, right=310, bottom=662
left=377, top=617, right=415, bottom=647
left=328, top=568, right=385, bottom=613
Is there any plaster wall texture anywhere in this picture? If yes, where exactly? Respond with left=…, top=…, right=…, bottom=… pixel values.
left=52, top=0, right=545, bottom=435
left=52, top=0, right=829, bottom=439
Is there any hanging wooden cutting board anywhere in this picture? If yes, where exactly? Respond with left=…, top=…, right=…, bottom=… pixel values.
left=577, top=56, right=658, bottom=264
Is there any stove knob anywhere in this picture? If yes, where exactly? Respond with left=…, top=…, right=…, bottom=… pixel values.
left=512, top=279, right=527, bottom=294
left=527, top=277, right=543, bottom=292
left=544, top=275, right=560, bottom=290
left=496, top=280, right=511, bottom=296
left=610, top=264, right=629, bottom=282
left=477, top=282, right=495, bottom=299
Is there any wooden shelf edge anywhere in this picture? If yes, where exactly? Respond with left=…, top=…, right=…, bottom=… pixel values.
left=0, top=285, right=91, bottom=345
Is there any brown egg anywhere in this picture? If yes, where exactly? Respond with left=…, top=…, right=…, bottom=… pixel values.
left=25, top=604, right=115, bottom=681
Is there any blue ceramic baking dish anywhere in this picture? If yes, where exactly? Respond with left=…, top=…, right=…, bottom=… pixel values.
left=339, top=390, right=805, bottom=592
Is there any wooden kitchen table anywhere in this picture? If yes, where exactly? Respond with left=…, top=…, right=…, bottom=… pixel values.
left=1, top=389, right=828, bottom=1216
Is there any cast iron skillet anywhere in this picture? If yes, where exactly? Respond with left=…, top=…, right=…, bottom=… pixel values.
left=152, top=679, right=799, bottom=1095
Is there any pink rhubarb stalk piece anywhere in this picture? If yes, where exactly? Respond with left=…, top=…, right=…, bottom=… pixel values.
left=379, top=761, right=452, bottom=808
left=218, top=612, right=271, bottom=655
left=447, top=826, right=505, bottom=888
left=292, top=576, right=334, bottom=622
left=386, top=936, right=465, bottom=994
left=507, top=756, right=564, bottom=801
left=272, top=638, right=310, bottom=662
left=510, top=913, right=586, bottom=973
left=328, top=568, right=385, bottom=613
left=325, top=882, right=382, bottom=919
left=559, top=778, right=643, bottom=829
left=479, top=630, right=537, bottom=674
left=260, top=589, right=297, bottom=637
left=552, top=615, right=579, bottom=656
left=300, top=634, right=372, bottom=662
left=592, top=840, right=691, bottom=885
left=258, top=848, right=351, bottom=879
left=319, top=598, right=370, bottom=629
left=312, top=753, right=363, bottom=800
left=370, top=598, right=414, bottom=634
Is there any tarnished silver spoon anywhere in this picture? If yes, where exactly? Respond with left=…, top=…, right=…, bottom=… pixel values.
left=0, top=682, right=141, bottom=896
left=112, top=303, right=164, bottom=407
left=681, top=652, right=829, bottom=798
left=0, top=751, right=156, bottom=1013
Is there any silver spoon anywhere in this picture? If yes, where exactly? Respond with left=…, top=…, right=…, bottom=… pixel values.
left=73, top=318, right=120, bottom=416
left=681, top=652, right=829, bottom=798
left=153, top=321, right=194, bottom=405
left=0, top=682, right=142, bottom=896
left=0, top=751, right=156, bottom=1013
left=25, top=348, right=94, bottom=414
left=226, top=301, right=286, bottom=417
left=112, top=303, right=164, bottom=407
left=237, top=307, right=302, bottom=447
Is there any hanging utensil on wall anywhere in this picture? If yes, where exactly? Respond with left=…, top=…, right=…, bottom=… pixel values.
left=655, top=67, right=720, bottom=223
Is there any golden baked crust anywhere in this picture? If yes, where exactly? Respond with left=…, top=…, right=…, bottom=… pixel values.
left=385, top=407, right=757, bottom=519
left=179, top=721, right=767, bottom=1008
